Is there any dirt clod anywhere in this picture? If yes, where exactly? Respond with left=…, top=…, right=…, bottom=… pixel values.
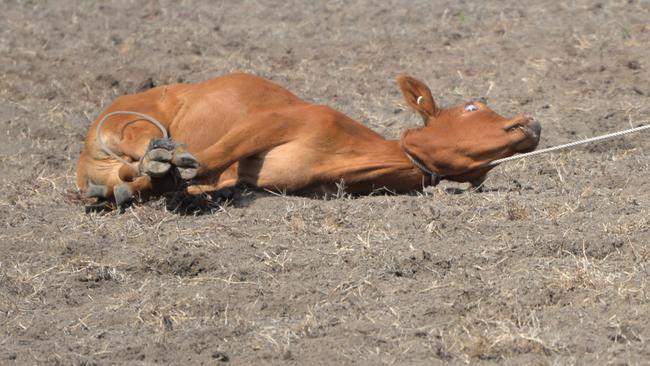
left=212, top=351, right=230, bottom=362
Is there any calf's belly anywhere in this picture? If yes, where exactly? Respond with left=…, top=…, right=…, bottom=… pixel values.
left=238, top=144, right=318, bottom=191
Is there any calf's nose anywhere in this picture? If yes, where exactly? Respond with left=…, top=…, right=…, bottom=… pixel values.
left=525, top=116, right=542, bottom=141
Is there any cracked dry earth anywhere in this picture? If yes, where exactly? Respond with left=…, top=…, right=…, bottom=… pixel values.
left=1, top=0, right=650, bottom=365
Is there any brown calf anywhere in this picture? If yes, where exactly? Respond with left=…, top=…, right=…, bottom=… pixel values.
left=76, top=73, right=541, bottom=208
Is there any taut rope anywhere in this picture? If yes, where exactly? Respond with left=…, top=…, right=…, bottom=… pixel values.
left=489, top=123, right=650, bottom=166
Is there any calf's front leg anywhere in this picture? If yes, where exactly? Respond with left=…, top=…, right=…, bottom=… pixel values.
left=192, top=113, right=300, bottom=179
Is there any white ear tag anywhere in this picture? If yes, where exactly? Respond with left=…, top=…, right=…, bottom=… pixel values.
left=416, top=96, right=424, bottom=105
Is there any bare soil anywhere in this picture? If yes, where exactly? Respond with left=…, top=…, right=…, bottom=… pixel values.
left=2, top=0, right=650, bottom=364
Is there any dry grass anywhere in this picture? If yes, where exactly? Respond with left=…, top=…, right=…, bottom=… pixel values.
left=1, top=0, right=650, bottom=364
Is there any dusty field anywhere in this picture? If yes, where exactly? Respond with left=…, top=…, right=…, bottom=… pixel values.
left=2, top=0, right=650, bottom=364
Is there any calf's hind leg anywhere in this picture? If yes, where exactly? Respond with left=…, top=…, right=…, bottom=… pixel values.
left=114, top=138, right=200, bottom=207
left=79, top=124, right=200, bottom=209
left=83, top=175, right=154, bottom=212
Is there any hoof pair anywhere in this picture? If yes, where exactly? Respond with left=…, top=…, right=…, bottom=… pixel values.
left=138, top=138, right=199, bottom=180
left=84, top=183, right=136, bottom=213
left=85, top=138, right=200, bottom=211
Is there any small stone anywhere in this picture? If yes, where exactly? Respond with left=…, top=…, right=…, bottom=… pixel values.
left=212, top=351, right=229, bottom=362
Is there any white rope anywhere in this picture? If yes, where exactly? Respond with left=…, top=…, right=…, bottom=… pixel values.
left=489, top=123, right=650, bottom=166
left=95, top=111, right=169, bottom=166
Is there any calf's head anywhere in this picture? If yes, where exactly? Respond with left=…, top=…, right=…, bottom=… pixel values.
left=398, top=75, right=541, bottom=185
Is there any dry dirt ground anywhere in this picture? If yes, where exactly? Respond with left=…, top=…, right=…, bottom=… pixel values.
left=2, top=0, right=650, bottom=365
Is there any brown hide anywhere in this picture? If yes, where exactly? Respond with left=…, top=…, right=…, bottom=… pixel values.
left=76, top=73, right=541, bottom=205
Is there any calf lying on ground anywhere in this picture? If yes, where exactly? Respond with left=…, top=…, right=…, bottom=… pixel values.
left=76, top=73, right=541, bottom=209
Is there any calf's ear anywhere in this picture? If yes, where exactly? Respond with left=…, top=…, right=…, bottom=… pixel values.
left=398, top=75, right=439, bottom=125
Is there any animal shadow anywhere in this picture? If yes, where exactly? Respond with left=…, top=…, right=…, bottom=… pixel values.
left=443, top=179, right=533, bottom=195
left=162, top=188, right=237, bottom=215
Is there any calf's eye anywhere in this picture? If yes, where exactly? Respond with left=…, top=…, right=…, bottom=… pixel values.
left=464, top=104, right=478, bottom=112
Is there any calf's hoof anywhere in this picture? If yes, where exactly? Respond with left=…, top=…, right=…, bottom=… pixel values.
left=139, top=138, right=175, bottom=177
left=172, top=150, right=200, bottom=180
left=175, top=167, right=198, bottom=180
left=113, top=183, right=134, bottom=209
left=85, top=182, right=109, bottom=198
left=139, top=138, right=200, bottom=180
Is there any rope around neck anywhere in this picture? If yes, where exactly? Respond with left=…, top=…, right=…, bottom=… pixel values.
left=404, top=151, right=441, bottom=186
left=488, top=123, right=650, bottom=166
left=95, top=111, right=169, bottom=166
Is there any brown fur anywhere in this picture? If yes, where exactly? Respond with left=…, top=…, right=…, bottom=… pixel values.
left=76, top=73, right=541, bottom=203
